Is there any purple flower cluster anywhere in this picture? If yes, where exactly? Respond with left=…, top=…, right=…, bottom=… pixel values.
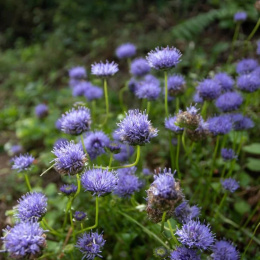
left=234, top=11, right=247, bottom=22
left=221, top=178, right=239, bottom=193
left=170, top=247, right=201, bottom=260
left=17, top=192, right=47, bottom=222
left=74, top=211, right=87, bottom=221
left=221, top=148, right=237, bottom=161
left=35, top=104, right=48, bottom=119
left=230, top=113, right=254, bottom=131
left=116, top=43, right=136, bottom=59
left=91, top=61, right=119, bottom=77
left=165, top=116, right=184, bottom=134
left=215, top=92, right=243, bottom=112
left=81, top=168, right=117, bottom=196
left=197, top=79, right=221, bottom=100
left=237, top=73, right=260, bottom=92
left=174, top=201, right=200, bottom=223
left=207, top=115, right=232, bottom=136
left=85, top=85, right=103, bottom=101
left=11, top=154, right=34, bottom=172
left=10, top=145, right=23, bottom=155
left=167, top=74, right=186, bottom=96
left=236, top=59, right=258, bottom=74
left=72, top=81, right=92, bottom=97
left=130, top=58, right=150, bottom=77
left=213, top=72, right=234, bottom=92
left=211, top=240, right=239, bottom=260
left=60, top=184, right=78, bottom=196
left=69, top=66, right=87, bottom=79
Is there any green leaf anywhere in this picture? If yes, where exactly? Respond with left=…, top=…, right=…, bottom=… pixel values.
left=234, top=201, right=251, bottom=215
left=243, top=143, right=260, bottom=155
left=246, top=158, right=260, bottom=172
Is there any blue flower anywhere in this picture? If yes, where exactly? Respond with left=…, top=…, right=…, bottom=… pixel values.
left=69, top=66, right=87, bottom=79
left=12, top=154, right=34, bottom=172
left=81, top=168, right=117, bottom=196
left=167, top=74, right=186, bottom=96
left=72, top=81, right=92, bottom=97
left=116, top=43, right=136, bottom=59
left=82, top=131, right=110, bottom=160
left=193, top=92, right=203, bottom=103
left=85, top=85, right=103, bottom=101
left=74, top=211, right=87, bottom=221
left=61, top=106, right=91, bottom=135
left=128, top=77, right=139, bottom=92
left=76, top=231, right=106, bottom=260
left=113, top=167, right=142, bottom=198
left=52, top=141, right=87, bottom=175
left=55, top=119, right=62, bottom=130
left=91, top=60, right=119, bottom=77
left=215, top=92, right=243, bottom=112
left=135, top=77, right=161, bottom=100
left=174, top=201, right=200, bottom=223
left=234, top=11, right=247, bottom=22
left=175, top=220, right=215, bottom=250
left=170, top=246, right=201, bottom=260
left=237, top=73, right=260, bottom=92
left=54, top=138, right=68, bottom=149
left=221, top=178, right=239, bottom=193
left=230, top=113, right=254, bottom=131
left=107, top=142, right=121, bottom=154
left=60, top=184, right=78, bottom=196
left=113, top=143, right=134, bottom=162
left=2, top=222, right=46, bottom=259
left=116, top=109, right=158, bottom=146
left=10, top=145, right=23, bottom=155
left=165, top=116, right=184, bottom=134
left=142, top=168, right=152, bottom=175
left=35, top=104, right=48, bottom=119
left=197, top=79, right=221, bottom=100
left=207, top=115, right=232, bottom=135
left=130, top=58, right=150, bottom=77
left=17, top=192, right=47, bottom=222
left=146, top=46, right=182, bottom=70
left=211, top=240, right=239, bottom=260
left=221, top=148, right=237, bottom=161
left=213, top=72, right=234, bottom=92
left=236, top=59, right=258, bottom=74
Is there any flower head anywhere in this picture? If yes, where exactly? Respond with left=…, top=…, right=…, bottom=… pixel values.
left=82, top=131, right=110, bottom=160
left=113, top=167, right=142, bottom=198
left=72, top=81, right=92, bottom=97
left=113, top=143, right=134, bottom=162
left=35, top=104, right=48, bottom=119
left=60, top=184, right=78, bottom=196
left=221, top=178, right=239, bottom=193
left=236, top=59, right=258, bottom=74
left=174, top=201, right=200, bottom=223
left=61, top=106, right=91, bottom=135
left=85, top=85, right=103, bottom=101
left=69, top=66, right=87, bottom=79
left=186, top=118, right=209, bottom=142
left=234, top=11, right=247, bottom=22
left=10, top=145, right=23, bottom=156
left=17, top=192, right=47, bottom=222
left=237, top=73, right=260, bottom=92
left=168, top=74, right=186, bottom=96
left=135, top=77, right=161, bottom=100
left=52, top=141, right=87, bottom=175
left=91, top=61, right=119, bottom=77
left=197, top=79, right=221, bottom=100
left=211, top=240, right=239, bottom=260
left=116, top=43, right=136, bottom=59
left=128, top=77, right=139, bottom=92
left=81, top=168, right=117, bottom=196
left=54, top=138, right=68, bottom=149
left=215, top=92, right=243, bottom=112
left=76, top=231, right=106, bottom=260
left=193, top=92, right=203, bottom=103
left=165, top=116, right=184, bottom=134
left=230, top=113, right=254, bottom=131
left=176, top=220, right=215, bottom=250
left=170, top=246, right=201, bottom=260
left=116, top=109, right=158, bottom=146
left=207, top=115, right=232, bottom=136
left=214, top=72, right=234, bottom=92
left=74, top=211, right=87, bottom=221
left=221, top=148, right=237, bottom=161
left=130, top=58, right=150, bottom=77
left=2, top=222, right=46, bottom=259
left=146, top=46, right=182, bottom=70
left=107, top=142, right=121, bottom=154
left=11, top=154, right=34, bottom=172
left=153, top=247, right=168, bottom=258
left=143, top=168, right=152, bottom=175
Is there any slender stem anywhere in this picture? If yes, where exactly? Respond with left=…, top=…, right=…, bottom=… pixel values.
left=214, top=192, right=227, bottom=219
left=176, top=135, right=181, bottom=179
left=220, top=164, right=227, bottom=178
left=40, top=164, right=54, bottom=177
left=226, top=160, right=235, bottom=178
left=175, top=97, right=180, bottom=113
left=146, top=101, right=151, bottom=114
left=63, top=197, right=73, bottom=229
left=69, top=207, right=75, bottom=242
left=81, top=223, right=84, bottom=230
left=101, top=78, right=109, bottom=125
left=167, top=220, right=178, bottom=246
left=119, top=83, right=128, bottom=112
left=74, top=173, right=81, bottom=199
left=201, top=101, right=208, bottom=119
left=209, top=136, right=220, bottom=180
left=42, top=218, right=63, bottom=238
left=181, top=129, right=188, bottom=154
left=228, top=22, right=241, bottom=63
left=81, top=134, right=87, bottom=155
left=161, top=212, right=167, bottom=233
left=247, top=17, right=260, bottom=41
left=108, top=153, right=113, bottom=168
left=243, top=201, right=260, bottom=229
left=24, top=173, right=32, bottom=191
left=164, top=71, right=169, bottom=117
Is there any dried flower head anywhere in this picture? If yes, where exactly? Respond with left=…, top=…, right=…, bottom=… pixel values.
left=91, top=60, right=119, bottom=77
left=186, top=118, right=209, bottom=142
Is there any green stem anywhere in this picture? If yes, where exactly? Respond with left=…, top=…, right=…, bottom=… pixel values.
left=70, top=206, right=75, bottom=242
left=40, top=164, right=54, bottom=177
left=228, top=22, right=241, bottom=63
left=42, top=218, right=63, bottom=238
left=101, top=78, right=109, bottom=126
left=175, top=97, right=180, bottom=113
left=226, top=160, right=235, bottom=178
left=181, top=129, right=188, bottom=154
left=247, top=17, right=260, bottom=41
left=80, top=134, right=87, bottom=155
left=91, top=100, right=96, bottom=121
left=63, top=197, right=73, bottom=229
left=167, top=220, right=179, bottom=246
left=108, top=153, right=113, bottom=168
left=146, top=101, right=151, bottom=114
left=201, top=101, right=208, bottom=119
left=24, top=173, right=32, bottom=191
left=176, top=135, right=181, bottom=179
left=243, top=201, right=260, bottom=229
left=164, top=71, right=169, bottom=117
left=161, top=212, right=167, bottom=233
left=220, top=164, right=227, bottom=178
left=214, top=192, right=227, bottom=219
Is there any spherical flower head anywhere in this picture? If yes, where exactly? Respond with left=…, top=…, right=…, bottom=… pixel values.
left=76, top=231, right=105, bottom=260
left=61, top=106, right=91, bottom=135
left=168, top=74, right=186, bottom=96
left=221, top=148, right=237, bottom=161
left=116, top=109, right=158, bottom=146
left=230, top=113, right=254, bottom=131
left=81, top=168, right=117, bottom=196
left=135, top=78, right=161, bottom=100
left=85, top=85, right=103, bottom=102
left=2, top=222, right=46, bottom=259
left=234, top=11, right=247, bottom=22
left=113, top=143, right=134, bottom=162
left=211, top=240, right=239, bottom=260
left=74, top=211, right=87, bottom=221
left=174, top=201, right=201, bottom=223
left=197, top=79, right=221, bottom=100
left=237, top=73, right=260, bottom=92
left=55, top=119, right=62, bottom=130
left=221, top=178, right=239, bottom=193
left=193, top=92, right=203, bottom=103
left=176, top=220, right=215, bottom=250
left=60, top=184, right=78, bottom=196
left=236, top=59, right=258, bottom=74
left=170, top=246, right=201, bottom=260
left=214, top=72, right=234, bottom=92
left=72, top=81, right=92, bottom=97
left=82, top=131, right=110, bottom=160
left=113, top=167, right=142, bottom=198
left=153, top=247, right=168, bottom=258
left=91, top=60, right=119, bottom=77
left=17, top=192, right=47, bottom=222
left=10, top=145, right=23, bottom=155
left=11, top=153, right=34, bottom=172
left=207, top=115, right=232, bottom=136
left=107, top=142, right=121, bottom=154
left=130, top=58, right=150, bottom=77
left=35, top=104, right=48, bottom=119
left=52, top=141, right=87, bottom=175
left=215, top=92, right=243, bottom=112
left=69, top=66, right=86, bottom=79
left=146, top=46, right=182, bottom=70
left=143, top=168, right=152, bottom=175
left=116, top=43, right=136, bottom=59
left=165, top=116, right=184, bottom=134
